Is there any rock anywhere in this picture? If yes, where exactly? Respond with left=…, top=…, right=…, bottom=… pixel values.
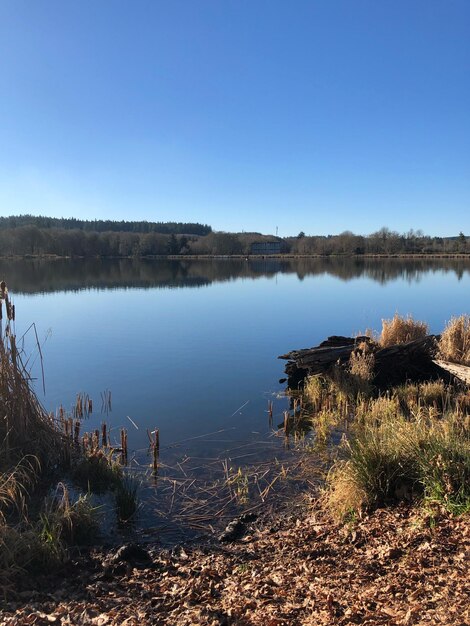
left=110, top=543, right=152, bottom=565
left=218, top=514, right=257, bottom=542
left=219, top=519, right=244, bottom=542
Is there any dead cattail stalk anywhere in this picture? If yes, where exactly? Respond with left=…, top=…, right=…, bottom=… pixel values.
left=101, top=422, right=108, bottom=447
left=152, top=428, right=160, bottom=472
left=91, top=429, right=99, bottom=451
left=120, top=428, right=128, bottom=464
left=74, top=419, right=81, bottom=444
left=68, top=417, right=74, bottom=439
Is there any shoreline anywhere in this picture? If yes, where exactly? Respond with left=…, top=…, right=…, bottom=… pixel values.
left=2, top=252, right=470, bottom=261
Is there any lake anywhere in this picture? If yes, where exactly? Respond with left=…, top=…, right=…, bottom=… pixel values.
left=2, top=257, right=470, bottom=536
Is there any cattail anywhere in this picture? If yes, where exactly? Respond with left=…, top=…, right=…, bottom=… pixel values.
left=101, top=422, right=107, bottom=447
left=120, top=428, right=128, bottom=463
left=74, top=420, right=81, bottom=444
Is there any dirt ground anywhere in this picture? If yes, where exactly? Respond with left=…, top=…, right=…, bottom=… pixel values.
left=1, top=498, right=468, bottom=626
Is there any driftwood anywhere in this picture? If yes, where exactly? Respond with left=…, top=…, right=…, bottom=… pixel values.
left=279, top=335, right=460, bottom=390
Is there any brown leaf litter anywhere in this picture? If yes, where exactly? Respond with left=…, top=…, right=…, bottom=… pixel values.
left=1, top=501, right=468, bottom=625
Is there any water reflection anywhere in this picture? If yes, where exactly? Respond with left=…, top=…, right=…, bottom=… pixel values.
left=1, top=256, right=470, bottom=294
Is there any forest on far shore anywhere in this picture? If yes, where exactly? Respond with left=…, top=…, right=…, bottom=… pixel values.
left=0, top=215, right=468, bottom=257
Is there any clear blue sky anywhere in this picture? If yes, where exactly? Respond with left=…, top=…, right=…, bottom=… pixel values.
left=0, top=1, right=468, bottom=237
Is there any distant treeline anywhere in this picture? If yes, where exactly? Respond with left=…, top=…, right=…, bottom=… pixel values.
left=0, top=217, right=468, bottom=257
left=0, top=214, right=212, bottom=236
left=288, top=228, right=468, bottom=256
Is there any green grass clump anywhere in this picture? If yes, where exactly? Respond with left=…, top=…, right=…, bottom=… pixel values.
left=0, top=482, right=100, bottom=587
left=72, top=450, right=122, bottom=493
left=326, top=410, right=470, bottom=519
left=115, top=475, right=140, bottom=522
left=33, top=483, right=99, bottom=570
left=39, top=483, right=100, bottom=547
left=416, top=417, right=470, bottom=513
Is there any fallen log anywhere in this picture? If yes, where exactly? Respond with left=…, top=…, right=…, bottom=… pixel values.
left=280, top=336, right=373, bottom=374
left=279, top=334, right=458, bottom=390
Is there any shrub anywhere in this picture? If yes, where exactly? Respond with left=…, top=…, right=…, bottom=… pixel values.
left=438, top=315, right=470, bottom=365
left=379, top=313, right=428, bottom=347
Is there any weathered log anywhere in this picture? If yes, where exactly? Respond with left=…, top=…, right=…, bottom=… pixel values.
left=280, top=334, right=457, bottom=390
left=280, top=336, right=374, bottom=377
left=373, top=336, right=449, bottom=387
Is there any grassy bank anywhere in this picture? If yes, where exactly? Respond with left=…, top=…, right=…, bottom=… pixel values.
left=291, top=315, right=470, bottom=520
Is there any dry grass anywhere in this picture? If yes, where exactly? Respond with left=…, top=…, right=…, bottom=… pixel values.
left=0, top=456, right=39, bottom=524
left=348, top=348, right=375, bottom=395
left=394, top=380, right=448, bottom=413
left=438, top=315, right=470, bottom=365
left=303, top=375, right=325, bottom=410
left=0, top=332, right=64, bottom=469
left=379, top=313, right=429, bottom=347
left=355, top=396, right=400, bottom=426
left=327, top=358, right=374, bottom=406
left=309, top=409, right=341, bottom=446
left=324, top=461, right=368, bottom=520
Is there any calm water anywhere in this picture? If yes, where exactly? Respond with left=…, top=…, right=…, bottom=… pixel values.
left=2, top=256, right=470, bottom=470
